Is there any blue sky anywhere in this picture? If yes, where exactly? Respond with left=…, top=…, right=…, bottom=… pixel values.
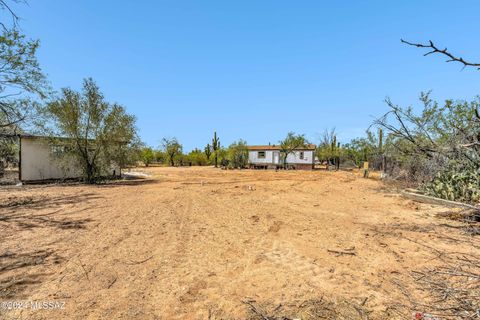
left=10, top=1, right=480, bottom=151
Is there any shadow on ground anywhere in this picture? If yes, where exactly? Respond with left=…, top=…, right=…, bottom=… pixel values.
left=0, top=192, right=100, bottom=231
left=0, top=192, right=95, bottom=300
left=0, top=249, right=63, bottom=299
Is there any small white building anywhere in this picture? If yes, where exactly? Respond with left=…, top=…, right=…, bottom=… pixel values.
left=19, top=135, right=121, bottom=182
left=247, top=144, right=316, bottom=170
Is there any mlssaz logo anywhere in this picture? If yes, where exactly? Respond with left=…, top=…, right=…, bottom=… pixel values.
left=30, top=301, right=66, bottom=310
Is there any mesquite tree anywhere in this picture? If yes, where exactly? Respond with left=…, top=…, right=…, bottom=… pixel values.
left=400, top=39, right=480, bottom=202
left=0, top=1, right=48, bottom=129
left=140, top=147, right=155, bottom=166
left=374, top=93, right=480, bottom=203
left=279, top=132, right=307, bottom=168
left=316, top=129, right=340, bottom=169
left=162, top=137, right=182, bottom=166
left=0, top=1, right=48, bottom=175
left=42, top=78, right=137, bottom=183
left=227, top=139, right=248, bottom=168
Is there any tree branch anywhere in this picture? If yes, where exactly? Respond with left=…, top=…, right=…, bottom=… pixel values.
left=0, top=0, right=22, bottom=30
left=401, top=39, right=480, bottom=70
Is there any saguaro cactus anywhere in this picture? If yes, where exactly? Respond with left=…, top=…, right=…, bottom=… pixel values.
left=378, top=128, right=386, bottom=172
left=204, top=143, right=212, bottom=161
left=212, top=131, right=220, bottom=167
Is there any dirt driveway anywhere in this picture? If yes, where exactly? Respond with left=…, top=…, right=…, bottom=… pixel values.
left=0, top=167, right=478, bottom=319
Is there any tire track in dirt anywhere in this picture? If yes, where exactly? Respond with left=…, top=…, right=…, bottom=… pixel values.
left=264, top=240, right=324, bottom=288
left=149, top=186, right=214, bottom=318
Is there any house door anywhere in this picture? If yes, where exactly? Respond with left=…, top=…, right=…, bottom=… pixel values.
left=273, top=152, right=280, bottom=164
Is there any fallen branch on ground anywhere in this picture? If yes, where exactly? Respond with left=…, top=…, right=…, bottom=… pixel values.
left=242, top=300, right=276, bottom=320
left=242, top=297, right=370, bottom=319
left=327, top=249, right=356, bottom=256
left=391, top=252, right=480, bottom=319
left=125, top=256, right=153, bottom=265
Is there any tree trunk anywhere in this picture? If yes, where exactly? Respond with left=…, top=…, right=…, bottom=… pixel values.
left=0, top=161, right=4, bottom=178
left=86, top=162, right=95, bottom=184
left=214, top=154, right=218, bottom=168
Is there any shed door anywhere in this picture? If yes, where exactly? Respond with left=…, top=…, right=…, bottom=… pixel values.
left=273, top=152, right=280, bottom=164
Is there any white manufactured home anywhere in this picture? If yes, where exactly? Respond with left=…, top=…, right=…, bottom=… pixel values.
left=19, top=135, right=121, bottom=182
left=247, top=144, right=316, bottom=170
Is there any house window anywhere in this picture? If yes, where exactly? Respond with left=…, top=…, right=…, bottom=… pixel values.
left=299, top=151, right=304, bottom=160
left=51, top=145, right=72, bottom=157
left=51, top=145, right=65, bottom=157
left=258, top=151, right=266, bottom=159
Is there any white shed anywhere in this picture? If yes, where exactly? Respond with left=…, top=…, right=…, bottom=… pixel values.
left=19, top=135, right=121, bottom=182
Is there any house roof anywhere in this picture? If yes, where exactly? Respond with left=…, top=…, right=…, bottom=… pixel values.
left=247, top=144, right=316, bottom=151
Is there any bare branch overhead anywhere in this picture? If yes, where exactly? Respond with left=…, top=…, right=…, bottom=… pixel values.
left=401, top=39, right=480, bottom=70
left=0, top=0, right=22, bottom=30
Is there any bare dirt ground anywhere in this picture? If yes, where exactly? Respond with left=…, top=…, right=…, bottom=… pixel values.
left=0, top=167, right=478, bottom=319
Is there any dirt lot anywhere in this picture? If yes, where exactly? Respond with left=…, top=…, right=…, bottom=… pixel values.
left=0, top=167, right=478, bottom=319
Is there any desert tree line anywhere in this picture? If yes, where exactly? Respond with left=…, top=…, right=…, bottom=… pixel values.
left=138, top=132, right=250, bottom=169
left=137, top=131, right=311, bottom=169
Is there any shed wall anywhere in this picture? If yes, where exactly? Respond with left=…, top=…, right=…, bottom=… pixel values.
left=20, top=138, right=120, bottom=181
